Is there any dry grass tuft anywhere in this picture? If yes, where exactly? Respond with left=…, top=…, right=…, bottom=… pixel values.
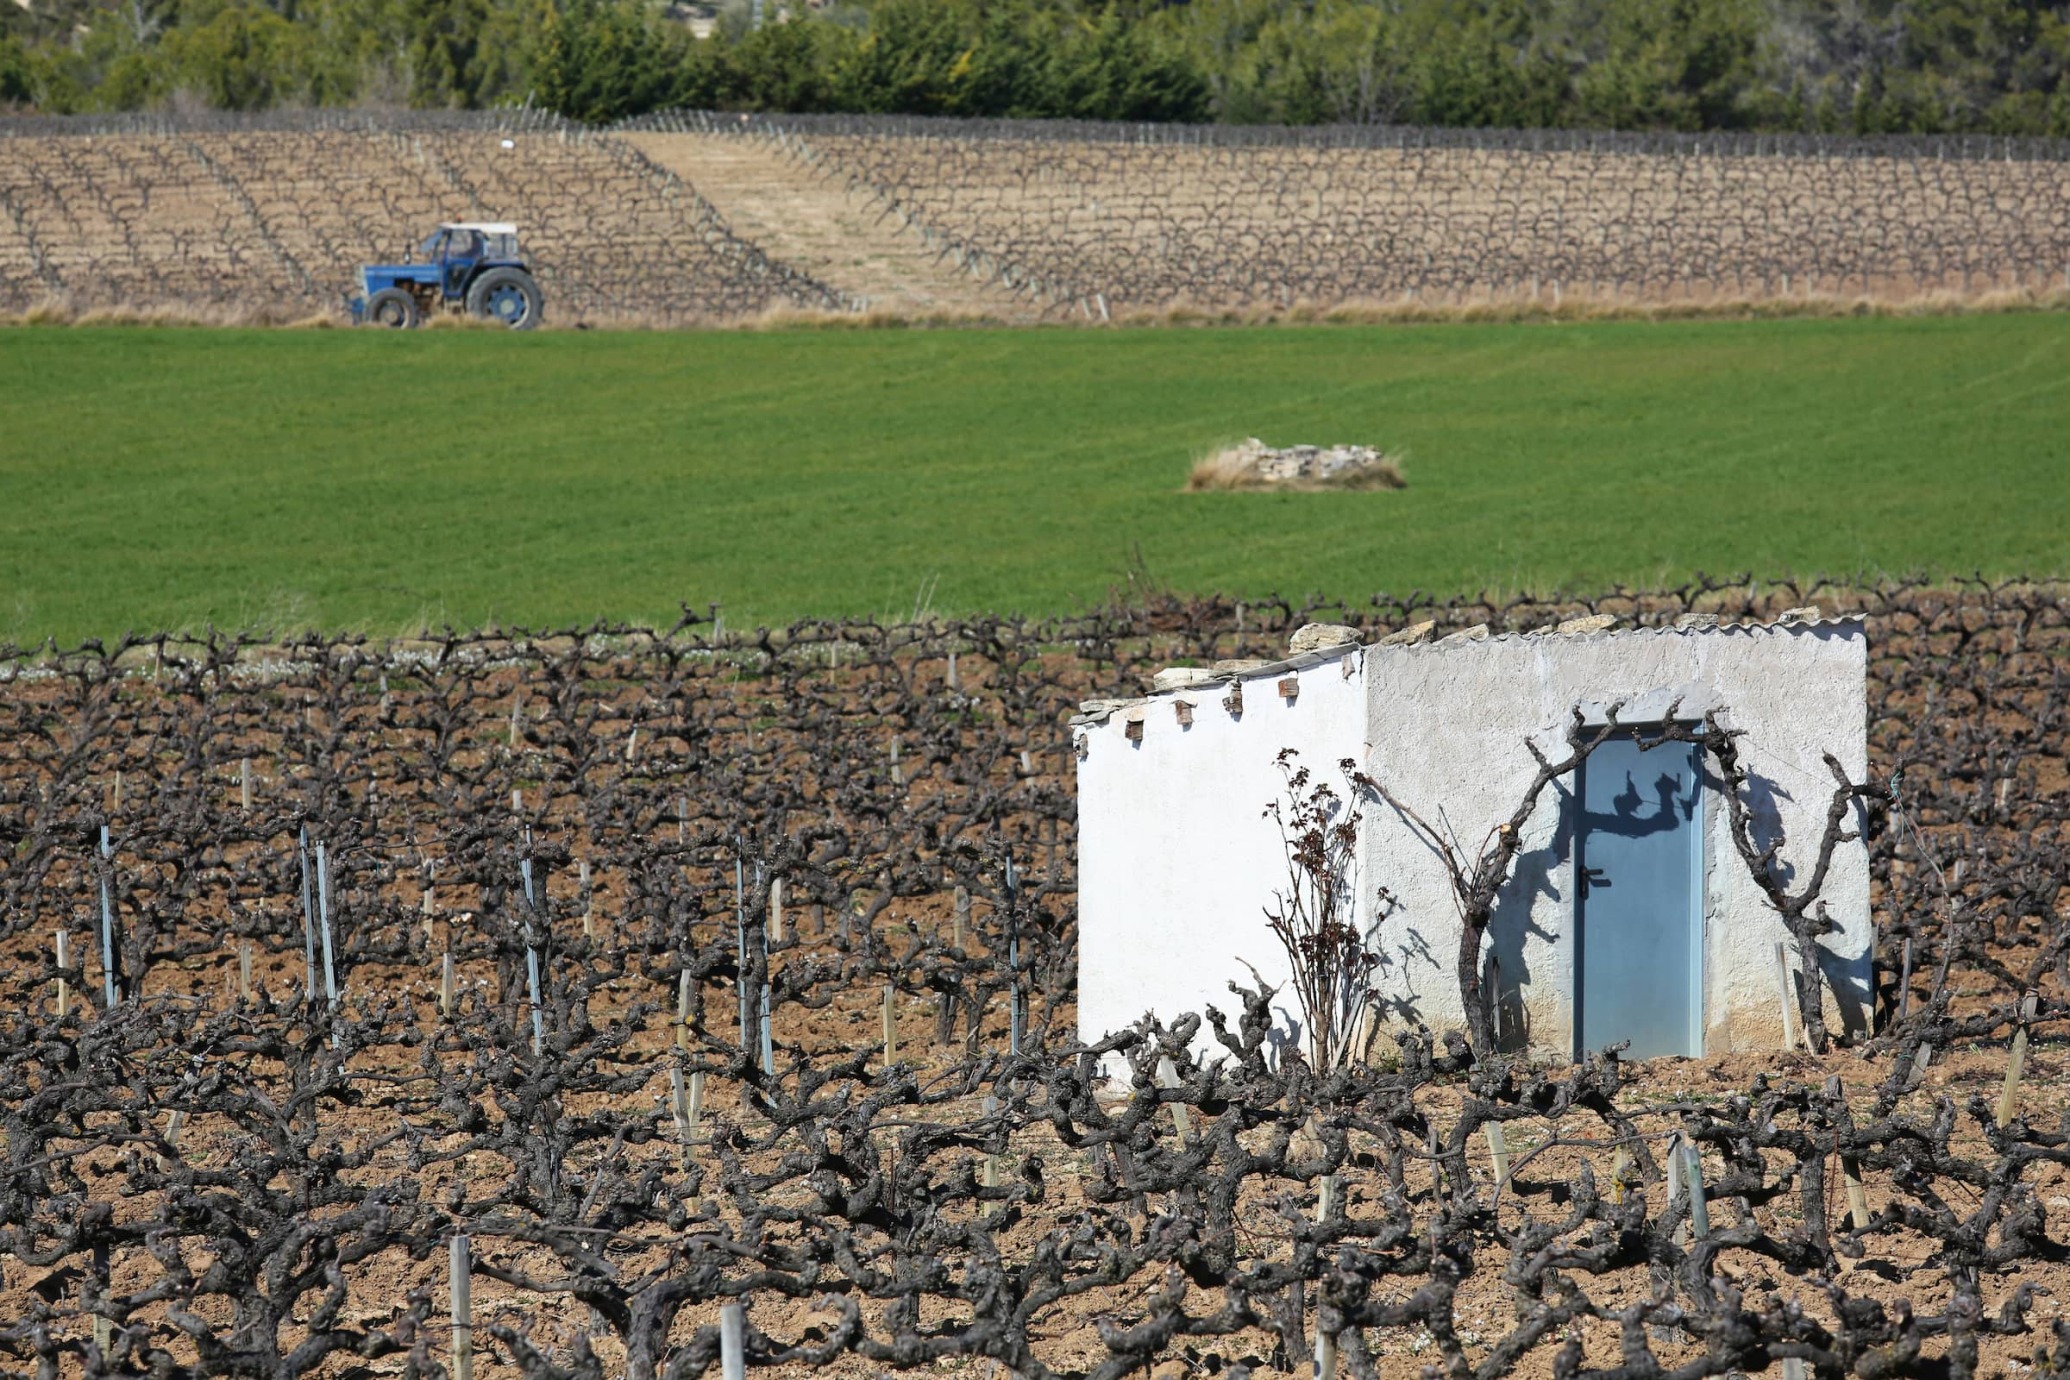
left=746, top=303, right=1019, bottom=331
left=3, top=298, right=317, bottom=328
left=1121, top=285, right=2070, bottom=330
left=421, top=310, right=514, bottom=331
left=8, top=285, right=2070, bottom=333
left=19, top=296, right=80, bottom=326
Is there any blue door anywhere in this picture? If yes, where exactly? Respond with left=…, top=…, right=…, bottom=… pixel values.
left=1575, top=734, right=1703, bottom=1058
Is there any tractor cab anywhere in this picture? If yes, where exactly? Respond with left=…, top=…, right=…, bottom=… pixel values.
left=350, top=222, right=542, bottom=330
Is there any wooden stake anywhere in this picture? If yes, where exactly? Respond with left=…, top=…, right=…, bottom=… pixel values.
left=1841, top=1155, right=1871, bottom=1230
left=981, top=1093, right=1001, bottom=1187
left=882, top=983, right=896, bottom=1065
left=769, top=877, right=784, bottom=944
left=317, top=842, right=338, bottom=1009
left=440, top=952, right=456, bottom=1018
left=1907, top=1041, right=1935, bottom=1090
left=579, top=859, right=593, bottom=939
left=952, top=886, right=968, bottom=952
left=676, top=971, right=692, bottom=1051
left=1485, top=1122, right=1511, bottom=1191
left=1823, top=1075, right=1872, bottom=1228
left=687, top=1069, right=705, bottom=1136
left=671, top=1065, right=692, bottom=1156
left=1154, top=1055, right=1191, bottom=1141
left=1997, top=991, right=2039, bottom=1129
left=1683, top=1140, right=1709, bottom=1239
left=239, top=756, right=252, bottom=811
left=1898, top=936, right=1913, bottom=1021
left=1314, top=1175, right=1340, bottom=1380
left=238, top=941, right=252, bottom=1000
left=159, top=1109, right=187, bottom=1171
left=54, top=930, right=68, bottom=1018
left=294, top=830, right=313, bottom=1002
left=449, top=1235, right=473, bottom=1380
left=719, top=1300, right=745, bottom=1380
left=1775, top=942, right=1798, bottom=1051
left=98, top=824, right=119, bottom=1009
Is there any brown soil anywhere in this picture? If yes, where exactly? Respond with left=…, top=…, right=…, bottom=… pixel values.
left=33, top=941, right=2067, bottom=1380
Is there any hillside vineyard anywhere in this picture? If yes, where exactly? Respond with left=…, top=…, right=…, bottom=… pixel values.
left=6, top=110, right=2070, bottom=322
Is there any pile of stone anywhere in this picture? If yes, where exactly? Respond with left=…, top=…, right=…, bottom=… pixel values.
left=1189, top=438, right=1406, bottom=491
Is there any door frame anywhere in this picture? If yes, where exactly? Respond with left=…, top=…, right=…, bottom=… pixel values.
left=1571, top=726, right=1707, bottom=1060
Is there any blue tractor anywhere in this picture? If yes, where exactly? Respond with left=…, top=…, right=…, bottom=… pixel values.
left=350, top=222, right=544, bottom=329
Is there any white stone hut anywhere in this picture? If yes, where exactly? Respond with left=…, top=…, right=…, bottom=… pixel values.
left=1073, top=612, right=1870, bottom=1063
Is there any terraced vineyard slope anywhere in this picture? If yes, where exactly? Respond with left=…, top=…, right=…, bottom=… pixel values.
left=622, top=130, right=1031, bottom=319
left=636, top=112, right=2070, bottom=318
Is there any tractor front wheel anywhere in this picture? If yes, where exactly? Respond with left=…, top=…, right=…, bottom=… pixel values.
left=364, top=287, right=421, bottom=328
left=466, top=267, right=543, bottom=330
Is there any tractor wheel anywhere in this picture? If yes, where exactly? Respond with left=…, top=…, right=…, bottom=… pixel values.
left=364, top=288, right=421, bottom=329
left=466, top=267, right=543, bottom=330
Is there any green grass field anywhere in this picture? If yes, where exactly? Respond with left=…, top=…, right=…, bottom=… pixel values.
left=2, top=314, right=2065, bottom=644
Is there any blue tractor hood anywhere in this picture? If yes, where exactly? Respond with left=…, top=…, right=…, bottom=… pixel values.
left=361, top=264, right=428, bottom=293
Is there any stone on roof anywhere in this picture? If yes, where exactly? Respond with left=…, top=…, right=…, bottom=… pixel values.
left=1288, top=623, right=1360, bottom=654
left=1151, top=667, right=1221, bottom=692
left=1377, top=620, right=1436, bottom=647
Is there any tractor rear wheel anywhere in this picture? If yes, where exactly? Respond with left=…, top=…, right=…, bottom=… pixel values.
left=466, top=267, right=543, bottom=330
left=365, top=288, right=421, bottom=328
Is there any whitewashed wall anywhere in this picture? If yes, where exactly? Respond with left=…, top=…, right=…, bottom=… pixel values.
left=1074, top=620, right=1870, bottom=1061
left=1077, top=646, right=1368, bottom=1066
left=1361, top=620, right=1870, bottom=1056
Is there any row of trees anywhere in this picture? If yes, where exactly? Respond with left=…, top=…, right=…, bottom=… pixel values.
left=7, top=0, right=2070, bottom=133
